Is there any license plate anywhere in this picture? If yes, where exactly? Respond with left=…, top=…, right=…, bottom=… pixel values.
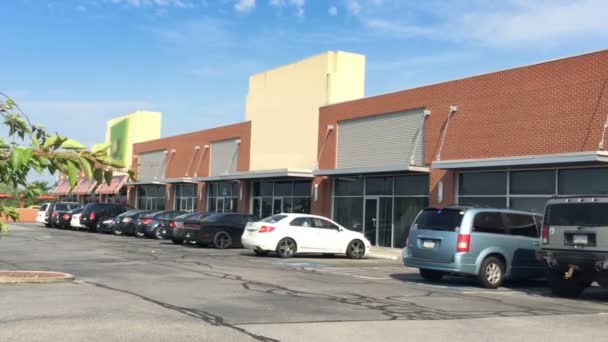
left=573, top=234, right=588, bottom=245
left=422, top=240, right=436, bottom=249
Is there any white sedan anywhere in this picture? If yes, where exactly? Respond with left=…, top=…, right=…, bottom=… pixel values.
left=241, top=213, right=371, bottom=259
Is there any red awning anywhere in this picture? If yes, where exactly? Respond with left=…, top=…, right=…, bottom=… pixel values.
left=0, top=193, right=12, bottom=199
left=73, top=179, right=97, bottom=195
left=53, top=179, right=72, bottom=196
left=95, top=175, right=128, bottom=195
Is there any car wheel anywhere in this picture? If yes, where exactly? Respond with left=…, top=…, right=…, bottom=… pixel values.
left=276, top=238, right=297, bottom=258
left=346, top=239, right=366, bottom=259
left=135, top=230, right=145, bottom=238
left=153, top=228, right=163, bottom=240
left=419, top=268, right=445, bottom=282
left=478, top=257, right=506, bottom=289
left=254, top=250, right=270, bottom=257
left=213, top=231, right=232, bottom=249
left=171, top=238, right=184, bottom=245
left=113, top=228, right=123, bottom=236
left=547, top=268, right=588, bottom=298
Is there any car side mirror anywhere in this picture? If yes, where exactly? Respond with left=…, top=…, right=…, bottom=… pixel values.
left=338, top=227, right=344, bottom=232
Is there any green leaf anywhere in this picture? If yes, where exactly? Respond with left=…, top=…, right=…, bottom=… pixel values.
left=67, top=160, right=79, bottom=187
left=61, top=139, right=85, bottom=150
left=0, top=139, right=9, bottom=149
left=92, top=143, right=111, bottom=156
left=93, top=168, right=104, bottom=184
left=10, top=148, right=33, bottom=169
left=43, top=135, right=59, bottom=149
left=78, top=157, right=93, bottom=180
left=104, top=169, right=113, bottom=185
left=109, top=159, right=125, bottom=169
left=0, top=221, right=6, bottom=234
left=127, top=169, right=137, bottom=182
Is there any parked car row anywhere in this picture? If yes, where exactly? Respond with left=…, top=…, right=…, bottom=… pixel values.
left=38, top=195, right=606, bottom=297
left=36, top=202, right=373, bottom=259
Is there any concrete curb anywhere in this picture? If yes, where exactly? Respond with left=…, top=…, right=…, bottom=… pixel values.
left=368, top=248, right=402, bottom=261
left=0, top=271, right=75, bottom=284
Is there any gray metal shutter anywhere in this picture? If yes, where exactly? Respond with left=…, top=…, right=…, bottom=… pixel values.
left=337, top=108, right=425, bottom=169
left=138, top=150, right=166, bottom=182
left=211, top=139, right=239, bottom=176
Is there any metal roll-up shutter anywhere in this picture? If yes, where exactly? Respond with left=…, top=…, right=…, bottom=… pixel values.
left=337, top=108, right=425, bottom=169
left=138, top=150, right=166, bottom=182
left=211, top=139, right=239, bottom=176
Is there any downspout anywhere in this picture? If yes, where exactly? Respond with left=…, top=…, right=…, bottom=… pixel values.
left=435, top=106, right=458, bottom=161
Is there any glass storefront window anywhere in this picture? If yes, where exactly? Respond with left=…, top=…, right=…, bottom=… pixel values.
left=333, top=197, right=364, bottom=232
left=459, top=196, right=507, bottom=208
left=334, top=177, right=364, bottom=196
left=174, top=184, right=197, bottom=212
left=509, top=197, right=549, bottom=214
left=393, top=197, right=428, bottom=248
left=559, top=168, right=608, bottom=195
left=136, top=185, right=166, bottom=210
left=208, top=181, right=239, bottom=213
left=251, top=180, right=312, bottom=218
left=395, top=175, right=429, bottom=195
left=365, top=176, right=393, bottom=195
left=510, top=170, right=555, bottom=195
left=459, top=172, right=507, bottom=195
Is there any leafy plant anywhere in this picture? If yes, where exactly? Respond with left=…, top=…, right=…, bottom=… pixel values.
left=0, top=92, right=135, bottom=233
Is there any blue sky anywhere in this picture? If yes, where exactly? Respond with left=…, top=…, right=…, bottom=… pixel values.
left=2, top=0, right=608, bottom=151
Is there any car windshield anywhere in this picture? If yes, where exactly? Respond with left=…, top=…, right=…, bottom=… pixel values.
left=202, top=213, right=226, bottom=222
left=414, top=208, right=465, bottom=231
left=260, top=215, right=288, bottom=223
left=39, top=204, right=48, bottom=211
left=547, top=203, right=608, bottom=226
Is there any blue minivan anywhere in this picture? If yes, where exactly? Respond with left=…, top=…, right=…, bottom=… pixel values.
left=403, top=207, right=544, bottom=289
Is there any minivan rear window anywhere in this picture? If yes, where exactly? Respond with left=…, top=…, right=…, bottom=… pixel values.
left=547, top=203, right=608, bottom=226
left=414, top=208, right=465, bottom=231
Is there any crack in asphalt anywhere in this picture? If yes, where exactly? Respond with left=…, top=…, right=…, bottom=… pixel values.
left=84, top=281, right=280, bottom=342
left=149, top=261, right=605, bottom=322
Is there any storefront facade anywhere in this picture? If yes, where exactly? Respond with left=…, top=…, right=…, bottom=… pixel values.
left=315, top=49, right=608, bottom=247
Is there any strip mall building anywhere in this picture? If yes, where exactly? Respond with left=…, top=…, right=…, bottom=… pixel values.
left=127, top=49, right=608, bottom=248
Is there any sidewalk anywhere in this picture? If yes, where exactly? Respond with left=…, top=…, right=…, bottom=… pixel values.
left=369, top=246, right=403, bottom=261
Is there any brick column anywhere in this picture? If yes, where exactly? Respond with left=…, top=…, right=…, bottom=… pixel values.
left=311, top=176, right=332, bottom=217
left=429, top=170, right=455, bottom=207
left=197, top=182, right=207, bottom=212
left=238, top=180, right=250, bottom=214
left=127, top=186, right=137, bottom=208
left=165, top=183, right=174, bottom=210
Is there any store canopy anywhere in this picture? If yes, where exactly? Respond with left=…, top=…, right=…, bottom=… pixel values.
left=53, top=179, right=72, bottom=196
left=314, top=165, right=429, bottom=176
left=432, top=151, right=608, bottom=170
left=73, top=178, right=97, bottom=195
left=95, top=175, right=128, bottom=195
left=194, top=168, right=314, bottom=182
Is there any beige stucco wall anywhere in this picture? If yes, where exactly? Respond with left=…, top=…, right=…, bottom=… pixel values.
left=105, top=111, right=162, bottom=170
left=246, top=51, right=365, bottom=171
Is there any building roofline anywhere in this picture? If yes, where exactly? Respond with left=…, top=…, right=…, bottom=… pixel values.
left=321, top=48, right=608, bottom=109
left=249, top=50, right=364, bottom=78
left=133, top=120, right=250, bottom=148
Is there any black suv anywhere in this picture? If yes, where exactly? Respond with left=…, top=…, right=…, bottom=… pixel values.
left=541, top=196, right=608, bottom=297
left=80, top=203, right=132, bottom=232
left=47, top=202, right=80, bottom=228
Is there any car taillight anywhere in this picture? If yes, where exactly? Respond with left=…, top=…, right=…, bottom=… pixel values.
left=90, top=212, right=96, bottom=220
left=142, top=218, right=152, bottom=225
left=169, top=221, right=177, bottom=229
left=62, top=213, right=70, bottom=220
left=542, top=224, right=550, bottom=244
left=258, top=226, right=275, bottom=233
left=51, top=211, right=57, bottom=217
left=456, top=234, right=471, bottom=253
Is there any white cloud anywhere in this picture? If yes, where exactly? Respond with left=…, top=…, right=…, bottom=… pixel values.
left=109, top=0, right=193, bottom=8
left=346, top=0, right=361, bottom=15
left=269, top=0, right=305, bottom=17
left=328, top=5, right=338, bottom=16
left=353, top=0, right=608, bottom=47
left=234, top=0, right=255, bottom=13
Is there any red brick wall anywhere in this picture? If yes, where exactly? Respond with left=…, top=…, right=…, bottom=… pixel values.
left=318, top=50, right=608, bottom=208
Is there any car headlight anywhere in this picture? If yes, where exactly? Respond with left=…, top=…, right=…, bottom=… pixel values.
left=103, top=219, right=114, bottom=224
left=122, top=217, right=133, bottom=223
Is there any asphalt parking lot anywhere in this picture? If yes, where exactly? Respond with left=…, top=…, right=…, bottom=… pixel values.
left=1, top=223, right=608, bottom=342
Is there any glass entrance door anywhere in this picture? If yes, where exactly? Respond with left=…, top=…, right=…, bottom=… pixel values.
left=378, top=197, right=393, bottom=247
left=216, top=198, right=225, bottom=212
left=364, top=197, right=393, bottom=247
left=364, top=199, right=377, bottom=245
left=273, top=198, right=283, bottom=215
